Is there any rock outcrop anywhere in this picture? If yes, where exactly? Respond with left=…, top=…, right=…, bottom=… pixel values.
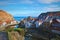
left=0, top=10, right=25, bottom=40
left=0, top=10, right=14, bottom=30
left=0, top=10, right=14, bottom=23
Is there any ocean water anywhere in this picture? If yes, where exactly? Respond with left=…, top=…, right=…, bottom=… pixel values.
left=13, top=17, right=26, bottom=28
left=14, top=16, right=37, bottom=21
left=14, top=17, right=26, bottom=21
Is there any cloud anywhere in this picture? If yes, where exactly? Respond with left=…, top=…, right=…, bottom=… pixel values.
left=0, top=1, right=19, bottom=6
left=0, top=0, right=60, bottom=16
left=0, top=0, right=34, bottom=6
left=5, top=0, right=34, bottom=4
left=41, top=5, right=60, bottom=12
left=43, top=7, right=60, bottom=12
left=37, top=0, right=60, bottom=4
left=20, top=0, right=34, bottom=4
left=0, top=0, right=60, bottom=6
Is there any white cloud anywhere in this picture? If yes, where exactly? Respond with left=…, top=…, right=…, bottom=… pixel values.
left=42, top=5, right=60, bottom=12
left=0, top=0, right=34, bottom=5
left=0, top=1, right=19, bottom=6
left=0, top=0, right=60, bottom=5
left=44, top=7, right=60, bottom=11
left=37, top=0, right=60, bottom=4
left=20, top=0, right=34, bottom=4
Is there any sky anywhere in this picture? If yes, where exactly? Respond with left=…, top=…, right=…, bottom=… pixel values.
left=0, top=0, right=60, bottom=17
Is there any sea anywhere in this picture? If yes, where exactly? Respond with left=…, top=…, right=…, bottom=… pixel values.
left=13, top=16, right=26, bottom=28
left=14, top=16, right=26, bottom=21
left=14, top=16, right=37, bottom=21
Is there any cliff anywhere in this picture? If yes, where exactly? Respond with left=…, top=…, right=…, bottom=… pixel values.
left=0, top=10, right=25, bottom=40
left=0, top=10, right=14, bottom=23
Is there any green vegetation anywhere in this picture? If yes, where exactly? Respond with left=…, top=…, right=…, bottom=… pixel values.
left=0, top=26, right=25, bottom=40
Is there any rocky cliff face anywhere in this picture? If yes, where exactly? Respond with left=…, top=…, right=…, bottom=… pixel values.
left=0, top=10, right=24, bottom=40
left=0, top=10, right=15, bottom=30
left=0, top=10, right=14, bottom=23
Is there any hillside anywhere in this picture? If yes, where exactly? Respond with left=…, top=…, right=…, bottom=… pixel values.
left=0, top=10, right=14, bottom=23
left=38, top=11, right=60, bottom=21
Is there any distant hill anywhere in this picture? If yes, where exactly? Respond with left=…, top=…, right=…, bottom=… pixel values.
left=38, top=11, right=60, bottom=21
